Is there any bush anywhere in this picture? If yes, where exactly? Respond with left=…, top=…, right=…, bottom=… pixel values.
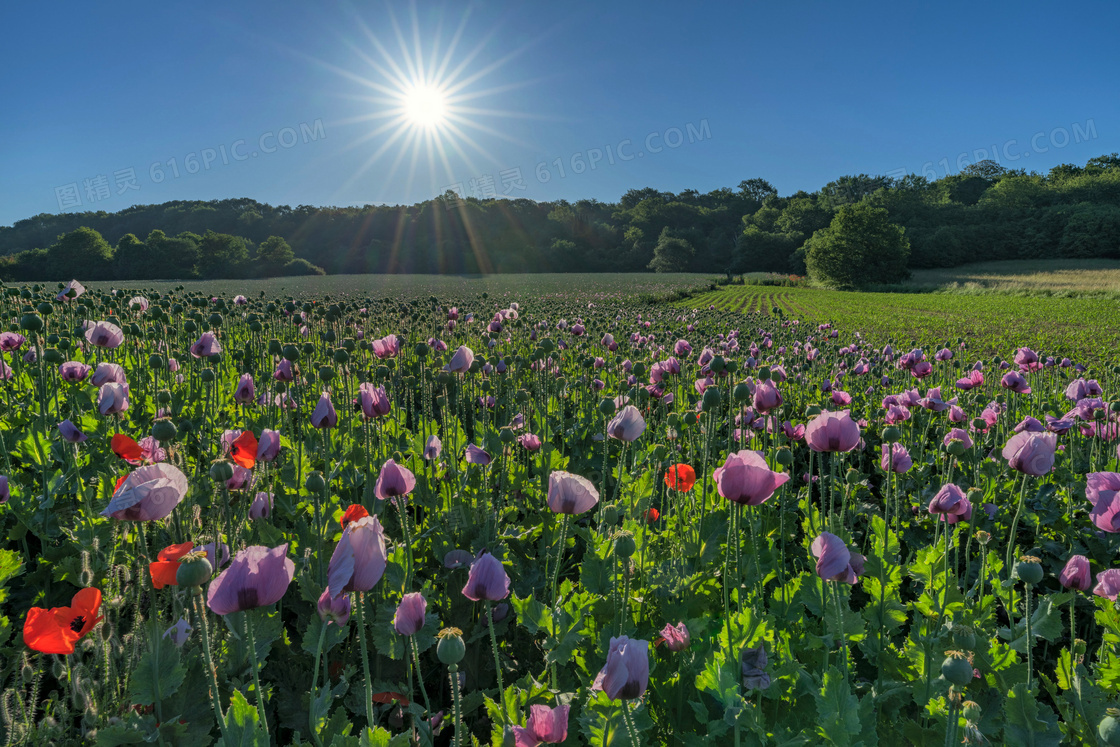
left=805, top=203, right=910, bottom=289
left=282, top=258, right=326, bottom=276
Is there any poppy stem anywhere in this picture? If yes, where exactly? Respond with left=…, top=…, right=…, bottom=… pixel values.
left=409, top=635, right=432, bottom=717
left=550, top=514, right=570, bottom=690
left=243, top=612, right=269, bottom=734
left=448, top=663, right=463, bottom=747
left=487, top=601, right=505, bottom=722
left=356, top=593, right=377, bottom=730
left=621, top=700, right=641, bottom=747
left=308, top=622, right=327, bottom=747
left=1005, top=473, right=1028, bottom=576
left=191, top=590, right=229, bottom=744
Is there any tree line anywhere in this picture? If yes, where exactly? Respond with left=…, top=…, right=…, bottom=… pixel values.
left=1, top=154, right=1117, bottom=285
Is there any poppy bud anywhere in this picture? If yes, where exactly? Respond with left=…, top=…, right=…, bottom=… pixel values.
left=940, top=653, right=973, bottom=686
left=882, top=426, right=902, bottom=443
left=268, top=339, right=283, bottom=355
left=305, top=471, right=326, bottom=493
left=845, top=468, right=861, bottom=485
left=975, top=530, right=991, bottom=546
left=651, top=444, right=668, bottom=461
left=683, top=412, right=699, bottom=426
left=499, top=427, right=516, bottom=444
left=209, top=461, right=234, bottom=482
left=775, top=448, right=793, bottom=467
left=1014, top=556, right=1043, bottom=585
left=437, top=628, right=466, bottom=665
left=21, top=664, right=34, bottom=684
left=614, top=533, right=636, bottom=558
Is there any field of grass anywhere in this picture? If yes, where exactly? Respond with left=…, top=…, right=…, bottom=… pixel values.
left=906, top=258, right=1120, bottom=295
left=680, top=284, right=1120, bottom=367
left=77, top=273, right=720, bottom=301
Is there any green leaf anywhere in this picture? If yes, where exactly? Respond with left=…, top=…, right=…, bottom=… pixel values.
left=129, top=627, right=186, bottom=706
left=1002, top=683, right=1062, bottom=747
left=225, top=689, right=271, bottom=747
left=511, top=591, right=552, bottom=635
left=696, top=652, right=742, bottom=709
left=813, top=667, right=860, bottom=746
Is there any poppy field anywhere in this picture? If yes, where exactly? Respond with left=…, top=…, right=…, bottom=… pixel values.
left=2, top=277, right=1120, bottom=746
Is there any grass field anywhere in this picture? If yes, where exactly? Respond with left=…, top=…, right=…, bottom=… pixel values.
left=906, top=258, right=1120, bottom=294
left=680, top=284, right=1120, bottom=367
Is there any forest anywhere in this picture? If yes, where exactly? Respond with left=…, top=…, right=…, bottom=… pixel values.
left=1, top=154, right=1118, bottom=281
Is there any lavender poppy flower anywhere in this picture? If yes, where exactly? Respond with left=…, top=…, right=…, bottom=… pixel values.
left=327, top=515, right=388, bottom=597
left=805, top=409, right=861, bottom=453
left=512, top=704, right=569, bottom=746
left=1086, top=472, right=1120, bottom=533
left=461, top=551, right=510, bottom=601
left=659, top=622, right=690, bottom=652
left=357, top=382, right=391, bottom=419
left=249, top=492, right=273, bottom=520
left=592, top=636, right=650, bottom=701
left=424, top=434, right=442, bottom=460
left=56, top=279, right=85, bottom=301
left=1059, top=555, right=1091, bottom=591
left=256, top=429, right=281, bottom=462
left=84, top=321, right=124, bottom=349
left=58, top=419, right=87, bottom=443
left=713, top=450, right=789, bottom=506
left=233, top=373, right=255, bottom=404
left=518, top=433, right=542, bottom=451
left=90, top=362, right=126, bottom=387
left=393, top=592, right=427, bottom=636
left=880, top=443, right=912, bottom=473
left=0, top=476, right=8, bottom=505
left=318, top=587, right=351, bottom=626
left=207, top=544, right=295, bottom=615
left=741, top=643, right=771, bottom=690
left=374, top=459, right=416, bottom=502
left=101, top=463, right=188, bottom=521
left=190, top=331, right=222, bottom=358
left=447, top=345, right=474, bottom=373
left=58, top=361, right=91, bottom=383
left=1002, top=431, right=1056, bottom=476
left=607, top=405, right=646, bottom=442
left=811, top=532, right=864, bottom=585
left=311, top=391, right=337, bottom=428
left=464, top=444, right=491, bottom=465
left=928, top=484, right=972, bottom=524
left=1093, top=569, right=1120, bottom=601
left=443, top=549, right=474, bottom=569
left=162, top=618, right=192, bottom=648
left=547, top=471, right=600, bottom=515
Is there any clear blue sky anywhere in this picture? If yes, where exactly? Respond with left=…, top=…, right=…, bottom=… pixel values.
left=2, top=0, right=1116, bottom=226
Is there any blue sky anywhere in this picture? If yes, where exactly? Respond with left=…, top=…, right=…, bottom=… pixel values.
left=1, top=0, right=1116, bottom=226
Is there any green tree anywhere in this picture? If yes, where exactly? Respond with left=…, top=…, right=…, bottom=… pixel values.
left=46, top=227, right=114, bottom=279
left=256, top=235, right=295, bottom=273
left=647, top=228, right=694, bottom=273
left=733, top=226, right=802, bottom=273
left=805, top=203, right=910, bottom=288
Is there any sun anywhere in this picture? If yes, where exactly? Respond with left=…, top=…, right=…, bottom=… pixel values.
left=403, top=84, right=447, bottom=129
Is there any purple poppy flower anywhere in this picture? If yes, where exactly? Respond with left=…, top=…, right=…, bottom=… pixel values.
left=101, top=463, right=188, bottom=521
left=374, top=459, right=416, bottom=502
left=256, top=429, right=281, bottom=462
left=58, top=361, right=91, bottom=383
left=461, top=551, right=510, bottom=601
left=1094, top=569, right=1120, bottom=600
left=547, top=471, right=600, bottom=515
left=233, top=374, right=255, bottom=404
left=90, top=362, right=126, bottom=387
left=658, top=622, right=690, bottom=652
left=928, top=484, right=972, bottom=524
left=97, top=383, right=130, bottom=415
left=190, top=331, right=222, bottom=358
left=880, top=443, right=912, bottom=473
left=327, top=515, right=388, bottom=597
left=393, top=592, right=427, bottom=636
left=1002, top=431, right=1056, bottom=476
left=424, top=434, right=442, bottom=460
left=592, top=636, right=650, bottom=701
left=805, top=410, right=861, bottom=453
left=464, top=444, right=491, bottom=465
left=811, top=532, right=864, bottom=585
left=357, top=382, right=391, bottom=419
left=741, top=643, right=771, bottom=690
left=58, top=419, right=87, bottom=443
left=162, top=618, right=192, bottom=648
left=1059, top=555, right=1091, bottom=591
left=84, top=321, right=124, bottom=349
left=311, top=391, right=337, bottom=428
left=56, top=279, right=85, bottom=301
left=249, top=491, right=273, bottom=520
left=512, top=704, right=570, bottom=746
left=713, top=450, right=789, bottom=506
left=207, top=544, right=295, bottom=615
left=607, top=405, right=646, bottom=442
left=518, top=433, right=542, bottom=451
left=443, top=549, right=474, bottom=569
left=447, top=345, right=474, bottom=373
left=1087, top=472, right=1120, bottom=533
left=318, top=587, right=351, bottom=626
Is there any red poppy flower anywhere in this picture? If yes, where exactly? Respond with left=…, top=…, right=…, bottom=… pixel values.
left=646, top=508, right=661, bottom=523
left=111, top=434, right=144, bottom=464
left=664, top=464, right=696, bottom=492
left=372, top=691, right=411, bottom=706
left=23, top=588, right=103, bottom=654
left=113, top=474, right=128, bottom=492
left=229, top=431, right=258, bottom=469
left=149, top=542, right=195, bottom=589
left=341, top=504, right=369, bottom=529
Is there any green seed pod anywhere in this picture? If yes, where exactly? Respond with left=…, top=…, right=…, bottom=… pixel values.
left=282, top=344, right=301, bottom=362
left=701, top=387, right=722, bottom=412
left=176, top=552, right=213, bottom=587
left=845, top=468, right=861, bottom=486
left=951, top=624, right=976, bottom=651
left=209, top=461, right=234, bottom=482
left=305, top=471, right=326, bottom=494
left=156, top=389, right=172, bottom=404
left=940, top=654, right=974, bottom=687
left=651, top=444, right=668, bottom=461
left=756, top=366, right=771, bottom=381
left=200, top=368, right=216, bottom=383
left=437, top=628, right=466, bottom=665
left=614, top=533, right=636, bottom=558
left=499, top=427, right=516, bottom=444
left=208, top=313, right=223, bottom=327
left=268, top=339, right=283, bottom=356
left=43, top=348, right=62, bottom=364
left=631, top=362, right=647, bottom=378
left=318, top=365, right=336, bottom=382
left=709, top=356, right=726, bottom=374
left=301, top=342, right=316, bottom=356
left=882, top=426, right=902, bottom=443
left=732, top=382, right=752, bottom=403
left=683, top=412, right=699, bottom=426
left=1100, top=710, right=1120, bottom=747
left=184, top=319, right=198, bottom=334
left=601, top=505, right=620, bottom=525
left=151, top=419, right=177, bottom=443
left=946, top=439, right=966, bottom=457
left=19, top=313, right=43, bottom=332
left=1014, top=557, right=1043, bottom=586
left=805, top=404, right=822, bottom=417
left=598, top=398, right=617, bottom=416
left=37, top=302, right=54, bottom=315
left=148, top=354, right=165, bottom=370
left=962, top=701, right=981, bottom=722
left=775, top=448, right=794, bottom=467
